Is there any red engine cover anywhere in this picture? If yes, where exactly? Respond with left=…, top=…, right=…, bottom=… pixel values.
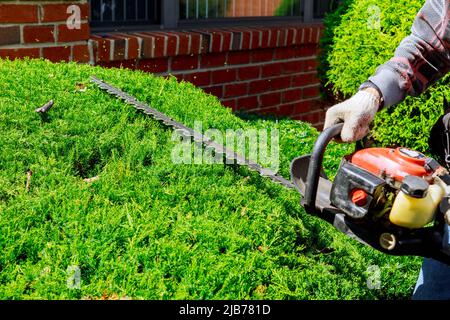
left=349, top=148, right=433, bottom=182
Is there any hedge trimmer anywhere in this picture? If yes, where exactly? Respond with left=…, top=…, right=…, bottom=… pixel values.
left=91, top=76, right=450, bottom=265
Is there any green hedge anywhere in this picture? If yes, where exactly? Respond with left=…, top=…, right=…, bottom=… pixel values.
left=322, top=0, right=450, bottom=152
left=0, top=58, right=420, bottom=299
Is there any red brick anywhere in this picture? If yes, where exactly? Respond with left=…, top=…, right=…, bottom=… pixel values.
left=274, top=47, right=296, bottom=60
left=204, top=86, right=223, bottom=98
left=295, top=28, right=303, bottom=44
left=164, top=33, right=178, bottom=57
left=298, top=45, right=318, bottom=57
left=283, top=89, right=302, bottom=103
left=270, top=76, right=292, bottom=91
left=260, top=92, right=281, bottom=107
left=138, top=58, right=169, bottom=74
left=183, top=71, right=211, bottom=87
left=251, top=49, right=273, bottom=63
left=43, top=46, right=71, bottom=63
left=286, top=28, right=296, bottom=46
left=301, top=111, right=321, bottom=124
left=0, top=5, right=38, bottom=23
left=292, top=100, right=313, bottom=114
left=222, top=31, right=233, bottom=52
left=306, top=28, right=319, bottom=44
left=23, top=26, right=55, bottom=43
left=200, top=52, right=227, bottom=68
left=239, top=29, right=253, bottom=50
left=127, top=37, right=140, bottom=60
left=302, top=86, right=320, bottom=99
left=224, top=83, right=248, bottom=98
left=176, top=33, right=191, bottom=56
left=111, top=36, right=126, bottom=61
left=259, top=29, right=271, bottom=49
left=276, top=29, right=288, bottom=46
left=302, top=28, right=312, bottom=44
left=282, top=61, right=303, bottom=74
left=72, top=44, right=90, bottom=63
left=140, top=32, right=170, bottom=58
left=237, top=96, right=259, bottom=110
left=93, top=38, right=111, bottom=62
left=250, top=29, right=262, bottom=49
left=171, top=55, right=198, bottom=71
left=228, top=51, right=251, bottom=65
left=292, top=73, right=319, bottom=87
left=138, top=34, right=157, bottom=58
left=278, top=103, right=295, bottom=117
left=42, top=3, right=89, bottom=22
left=0, top=26, right=20, bottom=46
left=261, top=62, right=283, bottom=78
left=238, top=66, right=260, bottom=80
left=268, top=27, right=279, bottom=47
left=248, top=79, right=271, bottom=95
left=190, top=33, right=202, bottom=55
left=209, top=31, right=232, bottom=52
left=303, top=59, right=318, bottom=72
left=0, top=48, right=40, bottom=60
left=58, top=23, right=90, bottom=42
left=211, top=69, right=237, bottom=84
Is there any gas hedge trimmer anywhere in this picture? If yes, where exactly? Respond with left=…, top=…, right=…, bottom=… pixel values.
left=91, top=76, right=450, bottom=265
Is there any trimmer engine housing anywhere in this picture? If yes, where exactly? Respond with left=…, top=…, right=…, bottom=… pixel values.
left=330, top=147, right=443, bottom=227
left=291, top=123, right=450, bottom=264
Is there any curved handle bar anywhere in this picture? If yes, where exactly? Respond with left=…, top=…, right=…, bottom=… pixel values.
left=304, top=123, right=344, bottom=210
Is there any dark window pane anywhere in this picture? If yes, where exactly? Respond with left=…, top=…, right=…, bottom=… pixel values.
left=102, top=0, right=113, bottom=21
left=90, top=0, right=159, bottom=28
left=179, top=0, right=303, bottom=19
left=126, top=0, right=137, bottom=20
left=91, top=0, right=101, bottom=20
left=314, top=0, right=340, bottom=18
left=137, top=0, right=147, bottom=20
left=180, top=0, right=187, bottom=19
left=115, top=0, right=125, bottom=21
left=179, top=0, right=339, bottom=20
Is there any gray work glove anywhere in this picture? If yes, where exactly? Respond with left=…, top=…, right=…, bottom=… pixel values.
left=323, top=89, right=381, bottom=142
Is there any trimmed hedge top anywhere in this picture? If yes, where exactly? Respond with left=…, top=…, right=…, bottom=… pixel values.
left=0, top=58, right=419, bottom=299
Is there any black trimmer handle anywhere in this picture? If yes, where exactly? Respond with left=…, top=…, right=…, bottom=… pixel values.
left=304, top=123, right=344, bottom=211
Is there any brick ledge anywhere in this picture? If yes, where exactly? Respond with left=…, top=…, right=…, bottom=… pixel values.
left=90, top=23, right=323, bottom=64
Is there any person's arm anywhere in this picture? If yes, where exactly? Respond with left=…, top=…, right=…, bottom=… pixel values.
left=325, top=0, right=450, bottom=142
left=366, top=0, right=450, bottom=108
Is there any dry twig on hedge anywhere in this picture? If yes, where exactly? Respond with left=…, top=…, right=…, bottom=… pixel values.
left=35, top=100, right=54, bottom=114
left=25, top=170, right=33, bottom=193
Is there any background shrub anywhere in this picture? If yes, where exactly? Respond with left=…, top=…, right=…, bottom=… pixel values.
left=321, top=0, right=450, bottom=152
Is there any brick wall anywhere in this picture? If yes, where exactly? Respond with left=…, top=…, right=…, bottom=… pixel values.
left=95, top=25, right=325, bottom=127
left=0, top=1, right=326, bottom=128
left=0, top=1, right=90, bottom=62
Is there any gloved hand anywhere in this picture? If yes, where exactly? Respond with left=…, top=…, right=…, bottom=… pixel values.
left=323, top=88, right=381, bottom=142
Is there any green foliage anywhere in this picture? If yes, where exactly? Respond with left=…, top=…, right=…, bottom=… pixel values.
left=274, top=0, right=302, bottom=16
left=322, top=0, right=449, bottom=152
left=0, top=58, right=420, bottom=299
left=318, top=0, right=354, bottom=88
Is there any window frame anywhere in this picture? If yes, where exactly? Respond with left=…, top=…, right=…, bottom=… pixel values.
left=90, top=0, right=324, bottom=33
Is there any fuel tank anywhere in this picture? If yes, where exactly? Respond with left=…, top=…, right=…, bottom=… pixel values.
left=349, top=147, right=434, bottom=182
